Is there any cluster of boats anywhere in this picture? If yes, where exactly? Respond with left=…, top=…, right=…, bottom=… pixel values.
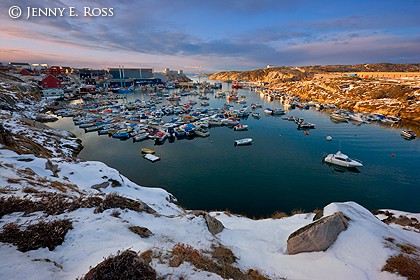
left=54, top=92, right=261, bottom=147
left=329, top=109, right=402, bottom=124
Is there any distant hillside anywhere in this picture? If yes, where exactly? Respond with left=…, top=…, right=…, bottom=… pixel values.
left=208, top=63, right=420, bottom=82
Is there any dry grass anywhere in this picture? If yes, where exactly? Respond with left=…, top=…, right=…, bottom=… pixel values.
left=397, top=243, right=418, bottom=255
left=291, top=209, right=306, bottom=215
left=271, top=211, right=289, bottom=219
left=81, top=250, right=157, bottom=280
left=169, top=243, right=270, bottom=280
left=210, top=244, right=237, bottom=265
left=382, top=254, right=420, bottom=280
left=0, top=219, right=72, bottom=252
left=0, top=192, right=155, bottom=218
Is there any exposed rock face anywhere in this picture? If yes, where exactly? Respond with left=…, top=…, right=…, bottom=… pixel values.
left=287, top=212, right=349, bottom=255
left=83, top=250, right=156, bottom=280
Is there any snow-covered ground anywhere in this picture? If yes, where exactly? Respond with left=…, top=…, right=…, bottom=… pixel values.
left=0, top=148, right=419, bottom=280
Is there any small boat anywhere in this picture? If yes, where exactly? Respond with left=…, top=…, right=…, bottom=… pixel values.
left=323, top=151, right=363, bottom=168
left=133, top=132, right=149, bottom=142
left=264, top=108, right=273, bottom=115
left=234, top=138, right=253, bottom=146
left=252, top=112, right=260, bottom=119
left=297, top=122, right=315, bottom=130
left=141, top=148, right=155, bottom=154
left=233, top=124, right=248, bottom=131
left=112, top=131, right=130, bottom=139
left=194, top=128, right=210, bottom=137
left=330, top=112, right=348, bottom=122
left=272, top=108, right=286, bottom=115
left=326, top=136, right=333, bottom=141
left=401, top=130, right=416, bottom=139
left=143, top=153, right=160, bottom=162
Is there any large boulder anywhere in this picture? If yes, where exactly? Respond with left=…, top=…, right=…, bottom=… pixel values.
left=287, top=212, right=349, bottom=255
left=204, top=213, right=224, bottom=235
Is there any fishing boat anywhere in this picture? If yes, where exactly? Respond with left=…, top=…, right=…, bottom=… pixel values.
left=323, top=151, right=363, bottom=168
left=140, top=147, right=155, bottom=154
left=401, top=130, right=416, bottom=139
left=234, top=138, right=253, bottom=146
left=233, top=124, right=248, bottom=131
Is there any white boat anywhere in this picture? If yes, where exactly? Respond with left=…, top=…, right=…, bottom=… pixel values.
left=221, top=117, right=238, bottom=126
left=133, top=132, right=149, bottom=142
left=143, top=153, right=160, bottom=162
left=264, top=108, right=273, bottom=115
left=330, top=112, right=348, bottom=122
left=233, top=124, right=248, bottom=131
left=324, top=151, right=363, bottom=168
left=234, top=138, right=253, bottom=146
left=252, top=112, right=260, bottom=119
left=401, top=130, right=416, bottom=139
left=348, top=113, right=365, bottom=123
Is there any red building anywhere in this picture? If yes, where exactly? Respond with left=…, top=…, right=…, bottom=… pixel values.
left=42, top=75, right=62, bottom=89
left=19, top=69, right=32, bottom=76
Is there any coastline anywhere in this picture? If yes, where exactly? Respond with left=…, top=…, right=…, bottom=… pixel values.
left=1, top=70, right=419, bottom=279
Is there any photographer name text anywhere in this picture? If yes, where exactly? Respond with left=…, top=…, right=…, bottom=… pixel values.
left=8, top=6, right=114, bottom=19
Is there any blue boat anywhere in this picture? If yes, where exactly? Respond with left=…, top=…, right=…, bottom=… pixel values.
left=112, top=131, right=130, bottom=139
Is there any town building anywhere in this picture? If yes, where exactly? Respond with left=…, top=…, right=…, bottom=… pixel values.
left=41, top=75, right=63, bottom=98
left=8, top=62, right=32, bottom=70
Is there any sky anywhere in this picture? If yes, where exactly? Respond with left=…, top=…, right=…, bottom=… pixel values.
left=0, top=0, right=419, bottom=72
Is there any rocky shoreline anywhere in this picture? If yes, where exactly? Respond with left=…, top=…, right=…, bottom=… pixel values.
left=208, top=64, right=420, bottom=126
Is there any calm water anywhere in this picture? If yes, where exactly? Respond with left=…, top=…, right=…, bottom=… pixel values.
left=49, top=82, right=420, bottom=217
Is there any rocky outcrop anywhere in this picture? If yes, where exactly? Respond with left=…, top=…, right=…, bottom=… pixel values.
left=204, top=213, right=224, bottom=235
left=189, top=210, right=225, bottom=235
left=287, top=212, right=349, bottom=255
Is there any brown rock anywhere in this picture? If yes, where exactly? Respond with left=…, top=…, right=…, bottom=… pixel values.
left=287, top=212, right=349, bottom=255
left=91, top=181, right=110, bottom=190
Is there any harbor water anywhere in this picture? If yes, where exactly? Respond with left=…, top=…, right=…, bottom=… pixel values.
left=48, top=82, right=420, bottom=217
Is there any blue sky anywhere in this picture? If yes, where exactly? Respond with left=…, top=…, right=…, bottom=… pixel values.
left=0, top=0, right=419, bottom=72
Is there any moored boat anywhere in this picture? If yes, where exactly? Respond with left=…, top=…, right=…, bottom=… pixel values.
left=140, top=147, right=155, bottom=154
left=330, top=112, right=348, bottom=122
left=401, top=130, right=416, bottom=139
left=323, top=151, right=363, bottom=168
left=233, top=124, right=248, bottom=131
left=143, top=153, right=160, bottom=162
left=234, top=138, right=253, bottom=146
